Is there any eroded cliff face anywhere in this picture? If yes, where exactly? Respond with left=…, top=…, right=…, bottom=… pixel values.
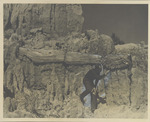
left=3, top=4, right=148, bottom=118
left=4, top=4, right=84, bottom=37
left=4, top=56, right=147, bottom=118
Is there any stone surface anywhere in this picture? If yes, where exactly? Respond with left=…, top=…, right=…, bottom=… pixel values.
left=3, top=34, right=147, bottom=118
left=4, top=4, right=84, bottom=37
left=3, top=4, right=147, bottom=118
left=115, top=43, right=148, bottom=72
left=63, top=30, right=115, bottom=57
left=115, top=43, right=139, bottom=54
left=4, top=53, right=148, bottom=118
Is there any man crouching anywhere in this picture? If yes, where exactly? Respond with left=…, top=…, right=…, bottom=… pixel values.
left=80, top=65, right=110, bottom=112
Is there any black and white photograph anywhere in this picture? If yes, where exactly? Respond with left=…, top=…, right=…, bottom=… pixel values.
left=2, top=0, right=148, bottom=120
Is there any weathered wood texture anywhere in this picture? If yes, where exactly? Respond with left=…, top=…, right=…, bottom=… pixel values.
left=19, top=48, right=102, bottom=64
left=19, top=48, right=131, bottom=70
left=102, top=54, right=132, bottom=70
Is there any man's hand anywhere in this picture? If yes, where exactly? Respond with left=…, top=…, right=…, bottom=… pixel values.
left=105, top=70, right=110, bottom=75
left=91, top=88, right=97, bottom=95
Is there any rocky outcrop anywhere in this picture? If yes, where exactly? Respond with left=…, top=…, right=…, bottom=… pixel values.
left=4, top=56, right=148, bottom=118
left=4, top=4, right=84, bottom=38
left=63, top=30, right=115, bottom=57
left=115, top=43, right=148, bottom=72
left=4, top=57, right=93, bottom=117
left=3, top=4, right=147, bottom=118
left=94, top=67, right=148, bottom=118
left=85, top=30, right=115, bottom=56
left=3, top=32, right=147, bottom=118
left=115, top=43, right=139, bottom=54
left=4, top=42, right=148, bottom=118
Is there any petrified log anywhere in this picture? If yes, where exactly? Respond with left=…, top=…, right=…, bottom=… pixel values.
left=102, top=54, right=132, bottom=70
left=19, top=48, right=102, bottom=64
left=19, top=48, right=65, bottom=63
left=65, top=52, right=102, bottom=65
left=19, top=48, right=132, bottom=70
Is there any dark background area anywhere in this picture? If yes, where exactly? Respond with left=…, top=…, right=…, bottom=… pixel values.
left=82, top=4, right=148, bottom=44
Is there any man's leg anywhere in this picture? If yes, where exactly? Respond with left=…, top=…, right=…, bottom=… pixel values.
left=80, top=89, right=90, bottom=105
left=91, top=91, right=98, bottom=113
left=80, top=78, right=94, bottom=105
left=80, top=79, right=93, bottom=104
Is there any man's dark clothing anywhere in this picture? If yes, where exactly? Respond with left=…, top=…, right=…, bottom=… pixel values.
left=84, top=68, right=101, bottom=81
left=80, top=68, right=106, bottom=112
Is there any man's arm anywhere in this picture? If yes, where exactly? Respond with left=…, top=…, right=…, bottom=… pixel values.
left=94, top=70, right=110, bottom=87
left=94, top=79, right=99, bottom=88
left=99, top=70, right=110, bottom=79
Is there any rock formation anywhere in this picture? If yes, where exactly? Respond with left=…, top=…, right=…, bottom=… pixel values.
left=3, top=4, right=148, bottom=118
left=4, top=4, right=84, bottom=38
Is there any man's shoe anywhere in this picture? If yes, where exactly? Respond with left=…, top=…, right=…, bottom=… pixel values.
left=101, top=97, right=106, bottom=104
left=91, top=109, right=95, bottom=113
left=80, top=95, right=85, bottom=105
left=98, top=97, right=106, bottom=104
